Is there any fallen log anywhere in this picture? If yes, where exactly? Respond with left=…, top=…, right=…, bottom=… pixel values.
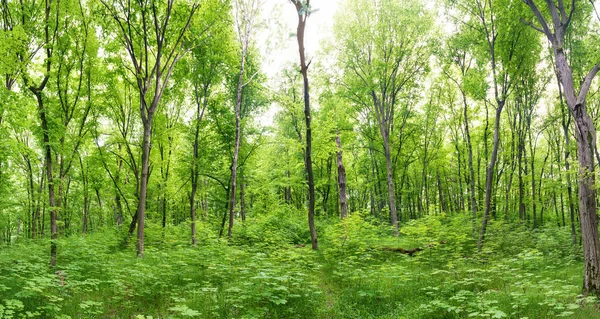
left=381, top=247, right=423, bottom=256
left=380, top=240, right=447, bottom=256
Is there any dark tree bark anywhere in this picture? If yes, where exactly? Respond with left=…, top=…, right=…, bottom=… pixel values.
left=22, top=0, right=60, bottom=267
left=36, top=91, right=57, bottom=266
left=292, top=0, right=318, bottom=249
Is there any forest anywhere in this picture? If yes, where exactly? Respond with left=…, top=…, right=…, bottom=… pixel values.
left=1, top=0, right=600, bottom=318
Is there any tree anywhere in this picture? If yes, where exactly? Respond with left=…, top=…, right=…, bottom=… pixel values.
left=442, top=33, right=487, bottom=227
left=523, top=0, right=600, bottom=295
left=446, top=0, right=539, bottom=249
left=228, top=0, right=262, bottom=238
left=290, top=0, right=318, bottom=249
left=334, top=0, right=432, bottom=235
left=188, top=0, right=233, bottom=245
left=18, top=0, right=61, bottom=267
left=100, top=0, right=198, bottom=257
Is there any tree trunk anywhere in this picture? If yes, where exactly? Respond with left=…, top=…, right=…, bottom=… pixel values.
left=336, top=133, right=348, bottom=219
left=382, top=131, right=399, bottom=235
left=35, top=92, right=58, bottom=267
left=437, top=170, right=447, bottom=213
left=462, top=92, right=478, bottom=224
left=227, top=39, right=247, bottom=238
left=137, top=117, right=153, bottom=258
left=189, top=186, right=197, bottom=245
left=529, top=132, right=537, bottom=228
left=478, top=103, right=504, bottom=250
left=240, top=177, right=246, bottom=221
left=573, top=109, right=600, bottom=293
left=561, top=109, right=577, bottom=245
left=79, top=155, right=89, bottom=234
left=293, top=0, right=318, bottom=249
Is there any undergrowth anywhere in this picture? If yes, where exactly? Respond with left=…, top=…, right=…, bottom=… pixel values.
left=0, top=212, right=597, bottom=318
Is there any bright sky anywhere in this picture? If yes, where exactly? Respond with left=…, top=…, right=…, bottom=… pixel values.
left=256, top=0, right=340, bottom=126
left=260, top=0, right=339, bottom=77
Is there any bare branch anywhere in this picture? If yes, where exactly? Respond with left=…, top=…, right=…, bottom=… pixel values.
left=577, top=63, right=600, bottom=105
left=523, top=0, right=554, bottom=42
left=520, top=17, right=545, bottom=33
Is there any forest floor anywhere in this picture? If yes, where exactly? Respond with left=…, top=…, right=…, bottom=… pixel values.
left=0, top=213, right=599, bottom=319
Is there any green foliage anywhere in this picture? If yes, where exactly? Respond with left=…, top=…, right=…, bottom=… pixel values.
left=322, top=211, right=380, bottom=256
left=232, top=207, right=308, bottom=247
left=1, top=214, right=599, bottom=318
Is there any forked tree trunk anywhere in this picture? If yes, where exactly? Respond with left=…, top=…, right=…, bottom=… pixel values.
left=524, top=0, right=600, bottom=294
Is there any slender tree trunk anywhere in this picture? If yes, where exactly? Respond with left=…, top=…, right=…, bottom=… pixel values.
left=293, top=0, right=318, bottom=249
left=382, top=131, right=399, bottom=235
left=478, top=103, right=504, bottom=250
left=529, top=132, right=537, bottom=228
left=461, top=92, right=477, bottom=224
left=336, top=133, right=348, bottom=219
left=79, top=155, right=89, bottom=234
left=35, top=92, right=58, bottom=266
left=227, top=41, right=247, bottom=238
left=137, top=116, right=153, bottom=257
left=190, top=86, right=208, bottom=246
left=189, top=187, right=197, bottom=245
left=240, top=176, right=246, bottom=221
left=561, top=110, right=577, bottom=245
left=437, top=170, right=447, bottom=213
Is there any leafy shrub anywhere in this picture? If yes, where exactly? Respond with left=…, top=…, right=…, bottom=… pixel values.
left=231, top=206, right=308, bottom=247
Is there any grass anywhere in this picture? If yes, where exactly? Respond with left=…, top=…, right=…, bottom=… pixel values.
left=0, top=213, right=598, bottom=318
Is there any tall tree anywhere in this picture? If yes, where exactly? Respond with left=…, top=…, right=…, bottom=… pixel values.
left=524, top=0, right=600, bottom=295
left=188, top=0, right=233, bottom=245
left=100, top=0, right=198, bottom=257
left=18, top=0, right=61, bottom=266
left=447, top=0, right=539, bottom=249
left=228, top=0, right=262, bottom=238
left=334, top=0, right=432, bottom=235
left=291, top=0, right=317, bottom=249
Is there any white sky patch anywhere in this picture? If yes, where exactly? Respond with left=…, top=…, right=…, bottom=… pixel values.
left=256, top=0, right=339, bottom=128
